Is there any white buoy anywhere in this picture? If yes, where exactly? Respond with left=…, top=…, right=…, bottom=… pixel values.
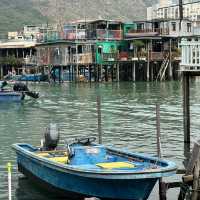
left=7, top=162, right=12, bottom=200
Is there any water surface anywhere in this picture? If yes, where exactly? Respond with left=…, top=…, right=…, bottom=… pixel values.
left=0, top=81, right=199, bottom=200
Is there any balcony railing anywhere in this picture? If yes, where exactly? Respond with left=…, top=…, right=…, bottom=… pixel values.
left=149, top=51, right=164, bottom=61
left=102, top=53, right=118, bottom=61
left=71, top=53, right=93, bottom=64
left=63, top=29, right=86, bottom=40
left=96, top=30, right=122, bottom=40
left=125, top=28, right=169, bottom=38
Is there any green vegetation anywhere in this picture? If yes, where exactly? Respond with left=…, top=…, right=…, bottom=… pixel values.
left=0, top=55, right=24, bottom=66
left=0, top=0, right=48, bottom=38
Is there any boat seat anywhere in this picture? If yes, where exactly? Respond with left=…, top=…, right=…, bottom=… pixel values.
left=36, top=152, right=69, bottom=164
left=96, top=162, right=135, bottom=169
left=48, top=157, right=69, bottom=164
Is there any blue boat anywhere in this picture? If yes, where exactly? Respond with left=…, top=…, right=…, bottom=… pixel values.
left=0, top=91, right=24, bottom=102
left=12, top=136, right=177, bottom=200
left=0, top=81, right=39, bottom=102
left=18, top=74, right=48, bottom=82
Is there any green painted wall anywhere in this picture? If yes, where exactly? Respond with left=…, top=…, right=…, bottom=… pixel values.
left=95, top=41, right=129, bottom=64
left=123, top=23, right=137, bottom=35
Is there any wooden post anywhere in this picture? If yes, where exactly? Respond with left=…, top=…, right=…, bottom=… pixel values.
left=100, top=64, right=103, bottom=81
left=169, top=39, right=173, bottom=80
left=151, top=63, right=154, bottom=81
left=178, top=141, right=200, bottom=200
left=48, top=65, right=51, bottom=83
left=61, top=65, right=63, bottom=82
left=7, top=162, right=12, bottom=200
left=192, top=160, right=200, bottom=200
left=0, top=65, right=2, bottom=79
left=88, top=65, right=91, bottom=82
left=76, top=43, right=79, bottom=82
left=97, top=96, right=102, bottom=144
left=105, top=66, right=108, bottom=82
left=183, top=72, right=190, bottom=144
left=156, top=104, right=161, bottom=158
left=156, top=104, right=166, bottom=200
left=147, top=41, right=150, bottom=82
left=117, top=63, right=120, bottom=82
left=132, top=62, right=135, bottom=82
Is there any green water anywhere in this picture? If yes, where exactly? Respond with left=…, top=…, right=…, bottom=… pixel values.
left=1, top=81, right=200, bottom=200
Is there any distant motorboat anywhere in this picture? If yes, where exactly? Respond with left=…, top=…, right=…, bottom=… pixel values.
left=0, top=91, right=24, bottom=102
left=0, top=81, right=39, bottom=102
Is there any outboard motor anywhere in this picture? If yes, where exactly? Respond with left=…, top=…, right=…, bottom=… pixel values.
left=42, top=124, right=60, bottom=151
left=13, top=82, right=39, bottom=99
left=13, top=82, right=29, bottom=92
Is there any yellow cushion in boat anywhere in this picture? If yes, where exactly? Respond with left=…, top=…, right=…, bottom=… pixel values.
left=48, top=157, right=69, bottom=164
left=36, top=153, right=68, bottom=164
left=37, top=152, right=50, bottom=157
left=96, top=162, right=135, bottom=169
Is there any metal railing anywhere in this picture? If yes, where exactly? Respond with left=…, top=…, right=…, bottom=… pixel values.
left=63, top=29, right=86, bottom=40
left=96, top=30, right=122, bottom=40
left=125, top=28, right=170, bottom=36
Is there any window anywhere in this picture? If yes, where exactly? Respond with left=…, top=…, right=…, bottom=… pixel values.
left=164, top=9, right=168, bottom=18
left=187, top=23, right=192, bottom=32
left=98, top=47, right=102, bottom=54
left=172, top=7, right=175, bottom=19
left=175, top=8, right=179, bottom=19
left=171, top=22, right=176, bottom=31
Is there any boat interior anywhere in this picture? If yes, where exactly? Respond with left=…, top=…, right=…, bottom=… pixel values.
left=19, top=141, right=168, bottom=172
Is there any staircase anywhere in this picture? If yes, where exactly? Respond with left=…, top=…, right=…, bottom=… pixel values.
left=156, top=54, right=170, bottom=81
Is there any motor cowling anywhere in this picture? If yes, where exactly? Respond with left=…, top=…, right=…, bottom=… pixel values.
left=42, top=124, right=60, bottom=151
left=13, top=82, right=39, bottom=99
left=13, top=83, right=29, bottom=92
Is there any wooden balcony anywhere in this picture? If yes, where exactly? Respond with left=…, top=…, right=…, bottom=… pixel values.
left=72, top=53, right=93, bottom=64
left=125, top=28, right=169, bottom=38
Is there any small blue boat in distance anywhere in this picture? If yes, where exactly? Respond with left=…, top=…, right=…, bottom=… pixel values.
left=0, top=81, right=39, bottom=102
left=12, top=125, right=177, bottom=200
left=0, top=91, right=24, bottom=102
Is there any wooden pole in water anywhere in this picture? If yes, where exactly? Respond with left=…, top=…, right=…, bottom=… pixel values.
left=132, top=62, right=135, bottom=82
left=156, top=104, right=166, bottom=200
left=156, top=104, right=161, bottom=158
left=97, top=96, right=102, bottom=144
left=169, top=39, right=173, bottom=80
left=183, top=72, right=190, bottom=144
left=117, top=63, right=120, bottom=82
left=0, top=65, right=2, bottom=79
left=147, top=41, right=150, bottom=82
left=7, top=162, right=12, bottom=200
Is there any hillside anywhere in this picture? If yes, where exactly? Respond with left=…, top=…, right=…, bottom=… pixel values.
left=0, top=0, right=156, bottom=38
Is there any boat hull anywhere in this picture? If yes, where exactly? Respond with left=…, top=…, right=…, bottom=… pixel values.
left=0, top=92, right=23, bottom=102
left=16, top=152, right=157, bottom=200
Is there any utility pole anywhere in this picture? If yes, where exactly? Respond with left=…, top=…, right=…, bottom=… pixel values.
left=179, top=0, right=183, bottom=31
